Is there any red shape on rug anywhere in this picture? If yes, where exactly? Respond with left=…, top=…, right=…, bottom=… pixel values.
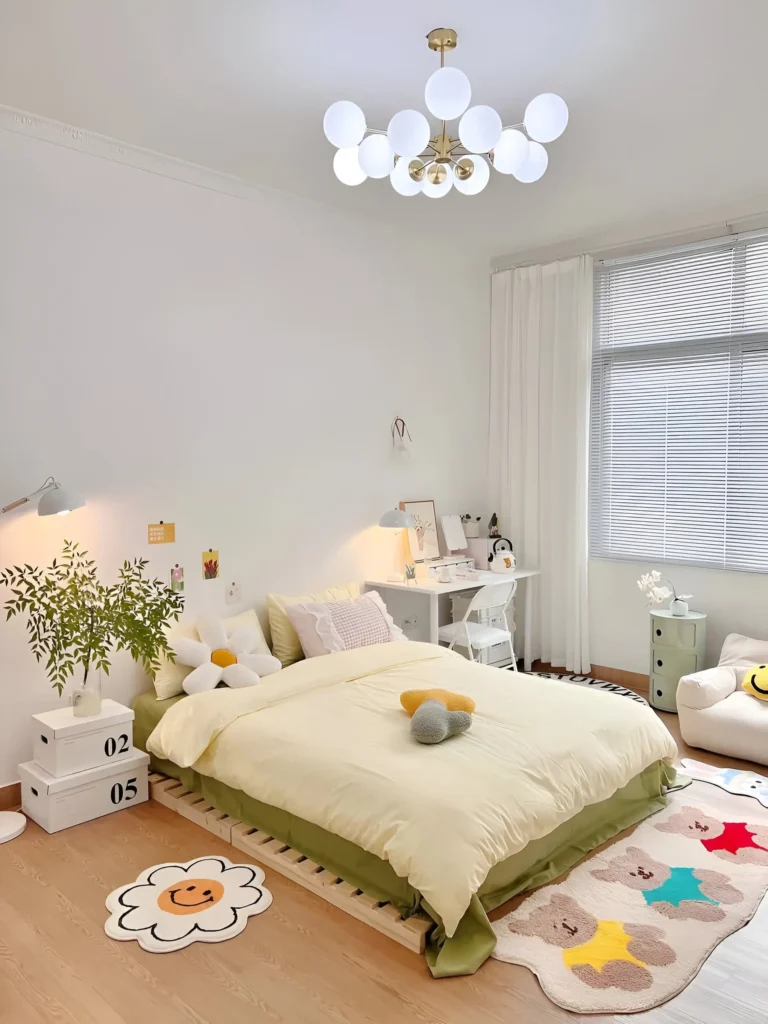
left=701, top=821, right=768, bottom=855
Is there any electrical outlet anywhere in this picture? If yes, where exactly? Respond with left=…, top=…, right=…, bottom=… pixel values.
left=225, top=581, right=241, bottom=605
left=402, top=616, right=418, bottom=631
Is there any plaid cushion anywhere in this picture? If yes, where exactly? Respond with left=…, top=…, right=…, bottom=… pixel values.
left=285, top=590, right=405, bottom=658
left=325, top=595, right=392, bottom=650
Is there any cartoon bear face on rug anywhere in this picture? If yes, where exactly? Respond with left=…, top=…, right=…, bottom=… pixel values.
left=591, top=845, right=742, bottom=921
left=508, top=893, right=676, bottom=992
left=509, top=893, right=596, bottom=949
left=591, top=846, right=670, bottom=893
left=655, top=806, right=768, bottom=865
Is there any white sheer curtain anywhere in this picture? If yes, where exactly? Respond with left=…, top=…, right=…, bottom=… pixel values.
left=489, top=255, right=593, bottom=672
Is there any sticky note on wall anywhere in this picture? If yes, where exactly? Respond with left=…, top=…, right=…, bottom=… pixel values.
left=148, top=522, right=176, bottom=544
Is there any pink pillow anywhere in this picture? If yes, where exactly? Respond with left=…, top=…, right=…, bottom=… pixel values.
left=286, top=591, right=406, bottom=659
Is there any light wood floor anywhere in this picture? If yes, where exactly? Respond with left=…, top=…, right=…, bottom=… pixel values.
left=1, top=711, right=766, bottom=1024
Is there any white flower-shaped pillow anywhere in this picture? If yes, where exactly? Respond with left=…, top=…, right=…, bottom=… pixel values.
left=173, top=615, right=281, bottom=695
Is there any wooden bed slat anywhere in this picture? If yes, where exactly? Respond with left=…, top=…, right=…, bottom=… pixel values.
left=150, top=771, right=432, bottom=953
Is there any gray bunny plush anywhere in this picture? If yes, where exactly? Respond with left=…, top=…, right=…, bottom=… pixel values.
left=411, top=700, right=472, bottom=744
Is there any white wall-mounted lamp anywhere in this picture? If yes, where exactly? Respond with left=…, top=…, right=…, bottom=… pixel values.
left=1, top=477, right=85, bottom=518
left=391, top=416, right=412, bottom=457
left=379, top=507, right=415, bottom=581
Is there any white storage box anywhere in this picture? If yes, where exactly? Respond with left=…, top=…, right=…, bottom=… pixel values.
left=33, top=699, right=134, bottom=778
left=20, top=748, right=149, bottom=834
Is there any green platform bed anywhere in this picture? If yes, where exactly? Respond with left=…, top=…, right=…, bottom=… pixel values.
left=133, top=690, right=674, bottom=977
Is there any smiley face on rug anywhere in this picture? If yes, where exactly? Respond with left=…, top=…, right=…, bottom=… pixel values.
left=508, top=893, right=676, bottom=992
left=591, top=846, right=743, bottom=921
left=655, top=806, right=768, bottom=865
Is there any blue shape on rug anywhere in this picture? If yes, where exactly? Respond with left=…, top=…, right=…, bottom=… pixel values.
left=643, top=867, right=718, bottom=908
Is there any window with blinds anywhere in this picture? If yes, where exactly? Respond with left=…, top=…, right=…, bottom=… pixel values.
left=589, top=232, right=768, bottom=572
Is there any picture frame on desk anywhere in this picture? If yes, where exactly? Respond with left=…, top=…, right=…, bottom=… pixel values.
left=399, top=499, right=440, bottom=562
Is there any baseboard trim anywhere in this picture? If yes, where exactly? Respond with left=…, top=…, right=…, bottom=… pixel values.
left=0, top=782, right=21, bottom=811
left=531, top=661, right=649, bottom=694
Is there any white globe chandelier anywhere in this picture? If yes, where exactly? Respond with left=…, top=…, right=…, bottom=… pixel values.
left=324, top=27, right=568, bottom=198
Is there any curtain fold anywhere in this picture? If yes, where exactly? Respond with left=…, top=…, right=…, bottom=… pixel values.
left=489, top=255, right=593, bottom=673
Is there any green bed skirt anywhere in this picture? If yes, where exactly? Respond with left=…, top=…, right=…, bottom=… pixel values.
left=133, top=690, right=674, bottom=977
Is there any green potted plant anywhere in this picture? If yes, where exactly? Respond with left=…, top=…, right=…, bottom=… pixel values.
left=1, top=540, right=184, bottom=716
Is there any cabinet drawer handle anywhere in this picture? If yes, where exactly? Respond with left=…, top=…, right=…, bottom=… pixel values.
left=656, top=628, right=662, bottom=637
left=40, top=735, right=48, bottom=744
left=31, top=787, right=38, bottom=797
left=656, top=689, right=663, bottom=697
left=657, top=659, right=663, bottom=668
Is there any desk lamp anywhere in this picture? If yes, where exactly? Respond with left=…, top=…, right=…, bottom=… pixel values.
left=379, top=508, right=415, bottom=582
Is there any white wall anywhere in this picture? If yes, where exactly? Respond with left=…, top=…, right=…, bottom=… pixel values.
left=0, top=128, right=489, bottom=785
left=589, top=558, right=768, bottom=675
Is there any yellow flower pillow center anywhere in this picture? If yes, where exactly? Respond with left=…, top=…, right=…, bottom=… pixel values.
left=211, top=648, right=238, bottom=669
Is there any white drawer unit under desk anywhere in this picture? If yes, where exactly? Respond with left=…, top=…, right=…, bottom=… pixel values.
left=364, top=568, right=540, bottom=670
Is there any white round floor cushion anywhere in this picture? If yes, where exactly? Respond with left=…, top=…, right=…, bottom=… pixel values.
left=172, top=615, right=282, bottom=695
left=105, top=856, right=272, bottom=952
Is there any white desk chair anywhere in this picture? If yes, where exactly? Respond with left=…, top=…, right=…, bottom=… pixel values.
left=438, top=580, right=518, bottom=669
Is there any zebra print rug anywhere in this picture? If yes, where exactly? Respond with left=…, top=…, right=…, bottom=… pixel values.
left=520, top=670, right=649, bottom=707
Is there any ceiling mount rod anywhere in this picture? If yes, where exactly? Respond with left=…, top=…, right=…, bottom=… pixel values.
left=426, top=28, right=458, bottom=57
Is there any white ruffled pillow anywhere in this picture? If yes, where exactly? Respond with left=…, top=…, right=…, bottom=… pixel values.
left=286, top=591, right=405, bottom=659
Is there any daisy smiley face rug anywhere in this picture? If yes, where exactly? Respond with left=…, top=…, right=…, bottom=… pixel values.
left=105, top=856, right=272, bottom=953
left=491, top=783, right=768, bottom=1013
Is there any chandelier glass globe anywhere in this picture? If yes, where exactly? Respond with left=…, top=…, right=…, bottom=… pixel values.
left=424, top=67, right=471, bottom=121
left=323, top=100, right=367, bottom=148
left=453, top=155, right=490, bottom=195
left=323, top=28, right=569, bottom=199
left=390, top=157, right=423, bottom=196
left=513, top=140, right=549, bottom=183
left=387, top=109, right=431, bottom=158
left=458, top=105, right=503, bottom=154
left=422, top=164, right=453, bottom=198
left=524, top=93, right=569, bottom=143
left=492, top=129, right=529, bottom=175
left=333, top=146, right=367, bottom=186
left=358, top=134, right=395, bottom=178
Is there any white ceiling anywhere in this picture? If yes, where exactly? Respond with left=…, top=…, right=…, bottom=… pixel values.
left=3, top=0, right=768, bottom=258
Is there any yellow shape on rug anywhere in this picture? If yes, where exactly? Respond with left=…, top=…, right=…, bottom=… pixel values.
left=563, top=920, right=646, bottom=972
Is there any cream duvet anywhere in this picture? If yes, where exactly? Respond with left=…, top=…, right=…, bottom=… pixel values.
left=147, top=641, right=676, bottom=936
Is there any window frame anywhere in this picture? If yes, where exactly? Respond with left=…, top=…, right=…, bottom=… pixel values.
left=589, top=232, right=768, bottom=575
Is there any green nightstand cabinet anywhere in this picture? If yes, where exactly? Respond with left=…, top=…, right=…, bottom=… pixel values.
left=649, top=610, right=707, bottom=713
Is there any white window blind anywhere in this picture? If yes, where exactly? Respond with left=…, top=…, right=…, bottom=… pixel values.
left=590, top=232, right=768, bottom=572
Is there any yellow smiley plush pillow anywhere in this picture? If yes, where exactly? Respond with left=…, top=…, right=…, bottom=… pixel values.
left=742, top=664, right=768, bottom=701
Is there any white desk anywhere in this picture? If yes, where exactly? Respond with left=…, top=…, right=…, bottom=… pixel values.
left=364, top=568, right=540, bottom=670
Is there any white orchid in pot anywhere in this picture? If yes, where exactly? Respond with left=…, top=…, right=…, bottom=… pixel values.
left=637, top=570, right=692, bottom=617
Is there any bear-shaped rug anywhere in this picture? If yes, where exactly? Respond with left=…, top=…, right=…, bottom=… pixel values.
left=677, top=758, right=768, bottom=809
left=492, top=782, right=768, bottom=1013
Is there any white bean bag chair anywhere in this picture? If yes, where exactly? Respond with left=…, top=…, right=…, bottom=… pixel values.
left=677, top=633, right=768, bottom=766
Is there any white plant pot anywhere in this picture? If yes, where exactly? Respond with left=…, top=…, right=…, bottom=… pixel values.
left=464, top=522, right=480, bottom=538
left=669, top=598, right=689, bottom=617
